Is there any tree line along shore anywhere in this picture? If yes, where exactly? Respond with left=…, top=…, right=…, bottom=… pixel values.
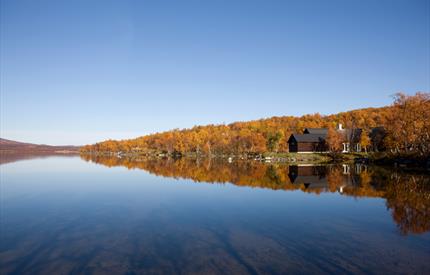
left=80, top=92, right=429, bottom=167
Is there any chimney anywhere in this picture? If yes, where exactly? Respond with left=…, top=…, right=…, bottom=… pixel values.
left=338, top=123, right=343, bottom=130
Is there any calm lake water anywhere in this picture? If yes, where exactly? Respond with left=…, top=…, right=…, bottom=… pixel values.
left=1, top=155, right=429, bottom=274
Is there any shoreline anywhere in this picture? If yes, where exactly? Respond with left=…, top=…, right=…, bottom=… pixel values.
left=79, top=151, right=429, bottom=170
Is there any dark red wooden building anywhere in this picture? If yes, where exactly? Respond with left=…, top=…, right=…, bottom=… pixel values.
left=288, top=134, right=328, bottom=153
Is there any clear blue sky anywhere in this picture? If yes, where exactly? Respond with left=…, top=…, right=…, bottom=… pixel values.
left=1, top=0, right=429, bottom=145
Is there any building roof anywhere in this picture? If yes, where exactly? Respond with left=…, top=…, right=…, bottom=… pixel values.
left=289, top=134, right=326, bottom=143
left=303, top=128, right=328, bottom=135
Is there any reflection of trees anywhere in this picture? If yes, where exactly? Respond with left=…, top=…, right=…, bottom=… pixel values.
left=384, top=173, right=430, bottom=235
left=81, top=155, right=430, bottom=234
left=82, top=155, right=295, bottom=190
left=326, top=166, right=344, bottom=192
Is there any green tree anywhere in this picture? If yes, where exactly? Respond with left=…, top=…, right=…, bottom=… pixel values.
left=267, top=131, right=282, bottom=152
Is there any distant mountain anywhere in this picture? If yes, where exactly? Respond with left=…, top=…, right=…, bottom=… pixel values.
left=0, top=138, right=80, bottom=154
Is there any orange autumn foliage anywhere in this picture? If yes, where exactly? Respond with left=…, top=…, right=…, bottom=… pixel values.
left=81, top=92, right=429, bottom=156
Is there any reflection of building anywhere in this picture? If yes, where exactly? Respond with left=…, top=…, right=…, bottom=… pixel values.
left=342, top=164, right=350, bottom=175
left=288, top=164, right=366, bottom=193
left=288, top=165, right=329, bottom=190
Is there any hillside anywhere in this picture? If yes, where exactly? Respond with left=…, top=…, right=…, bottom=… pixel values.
left=81, top=106, right=392, bottom=155
left=81, top=92, right=429, bottom=157
left=0, top=138, right=80, bottom=154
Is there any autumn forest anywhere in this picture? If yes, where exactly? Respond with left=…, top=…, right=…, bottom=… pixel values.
left=81, top=92, right=429, bottom=158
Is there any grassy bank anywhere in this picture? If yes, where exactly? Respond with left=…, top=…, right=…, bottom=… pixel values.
left=81, top=151, right=355, bottom=164
left=80, top=150, right=428, bottom=168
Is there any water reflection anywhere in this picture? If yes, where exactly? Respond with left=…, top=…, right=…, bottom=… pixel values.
left=82, top=155, right=430, bottom=235
left=0, top=152, right=78, bottom=165
left=2, top=156, right=430, bottom=274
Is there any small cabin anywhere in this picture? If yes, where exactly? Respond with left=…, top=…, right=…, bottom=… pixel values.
left=288, top=134, right=328, bottom=153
